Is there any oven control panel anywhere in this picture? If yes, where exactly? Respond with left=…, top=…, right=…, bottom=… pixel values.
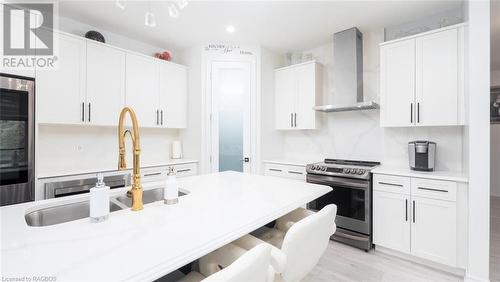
left=306, top=163, right=373, bottom=180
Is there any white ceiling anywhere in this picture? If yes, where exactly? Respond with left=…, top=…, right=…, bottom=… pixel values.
left=491, top=0, right=500, bottom=71
left=56, top=0, right=464, bottom=53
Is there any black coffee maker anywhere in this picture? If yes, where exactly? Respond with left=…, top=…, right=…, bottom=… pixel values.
left=408, top=141, right=436, bottom=171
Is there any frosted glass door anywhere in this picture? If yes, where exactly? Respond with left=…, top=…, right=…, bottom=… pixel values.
left=211, top=62, right=251, bottom=172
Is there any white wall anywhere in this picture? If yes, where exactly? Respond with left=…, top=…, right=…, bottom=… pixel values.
left=178, top=46, right=203, bottom=162
left=465, top=0, right=490, bottom=280
left=58, top=15, right=180, bottom=62
left=277, top=30, right=464, bottom=171
left=260, top=47, right=285, bottom=168
left=37, top=126, right=181, bottom=178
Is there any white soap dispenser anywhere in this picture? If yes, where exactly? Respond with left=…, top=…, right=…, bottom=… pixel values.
left=90, top=173, right=110, bottom=223
left=164, top=167, right=179, bottom=205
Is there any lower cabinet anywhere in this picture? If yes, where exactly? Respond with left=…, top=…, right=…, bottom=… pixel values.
left=373, top=174, right=458, bottom=267
left=263, top=162, right=306, bottom=181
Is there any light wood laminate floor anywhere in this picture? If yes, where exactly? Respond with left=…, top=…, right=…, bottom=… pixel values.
left=304, top=241, right=462, bottom=282
left=491, top=196, right=500, bottom=282
left=304, top=196, right=500, bottom=282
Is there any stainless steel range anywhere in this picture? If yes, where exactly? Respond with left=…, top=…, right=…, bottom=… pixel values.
left=306, top=159, right=380, bottom=251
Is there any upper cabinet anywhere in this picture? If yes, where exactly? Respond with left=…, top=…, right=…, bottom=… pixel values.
left=37, top=31, right=86, bottom=125
left=34, top=30, right=188, bottom=128
left=125, top=53, right=160, bottom=128
left=275, top=61, right=322, bottom=130
left=86, top=42, right=126, bottom=126
left=380, top=24, right=465, bottom=127
left=159, top=63, right=188, bottom=128
left=124, top=54, right=188, bottom=129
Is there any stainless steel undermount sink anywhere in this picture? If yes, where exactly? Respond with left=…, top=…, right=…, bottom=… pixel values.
left=25, top=188, right=189, bottom=227
left=25, top=200, right=123, bottom=227
left=113, top=188, right=188, bottom=208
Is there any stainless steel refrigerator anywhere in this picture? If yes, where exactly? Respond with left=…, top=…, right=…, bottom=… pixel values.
left=0, top=73, right=35, bottom=206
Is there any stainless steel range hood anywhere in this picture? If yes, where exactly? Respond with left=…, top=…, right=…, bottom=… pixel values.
left=314, top=27, right=379, bottom=113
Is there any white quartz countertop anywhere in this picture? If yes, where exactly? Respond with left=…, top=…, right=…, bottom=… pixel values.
left=0, top=171, right=331, bottom=281
left=37, top=159, right=199, bottom=179
left=372, top=165, right=469, bottom=183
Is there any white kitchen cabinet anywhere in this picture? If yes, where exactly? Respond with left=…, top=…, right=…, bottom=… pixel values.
left=125, top=53, right=159, bottom=127
left=411, top=196, right=457, bottom=266
left=275, top=61, right=321, bottom=130
left=415, top=28, right=459, bottom=126
left=380, top=24, right=464, bottom=127
left=373, top=173, right=460, bottom=267
left=380, top=39, right=415, bottom=127
left=37, top=31, right=86, bottom=124
left=86, top=42, right=126, bottom=126
left=373, top=191, right=411, bottom=254
left=263, top=162, right=306, bottom=181
left=159, top=62, right=188, bottom=128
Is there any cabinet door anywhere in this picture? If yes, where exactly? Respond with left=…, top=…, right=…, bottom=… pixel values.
left=411, top=196, right=457, bottom=266
left=86, top=42, right=125, bottom=126
left=415, top=29, right=459, bottom=126
left=275, top=68, right=295, bottom=129
left=37, top=32, right=86, bottom=124
left=159, top=63, right=187, bottom=128
left=125, top=54, right=159, bottom=127
left=295, top=63, right=317, bottom=129
left=380, top=39, right=416, bottom=127
left=373, top=191, right=411, bottom=254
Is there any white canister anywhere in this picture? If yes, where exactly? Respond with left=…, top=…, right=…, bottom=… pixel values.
left=171, top=140, right=183, bottom=159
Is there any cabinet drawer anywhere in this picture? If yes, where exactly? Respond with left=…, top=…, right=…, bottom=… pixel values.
left=284, top=167, right=306, bottom=181
left=173, top=163, right=198, bottom=178
left=264, top=163, right=306, bottom=181
left=373, top=174, right=411, bottom=195
left=264, top=164, right=285, bottom=177
left=411, top=178, right=456, bottom=202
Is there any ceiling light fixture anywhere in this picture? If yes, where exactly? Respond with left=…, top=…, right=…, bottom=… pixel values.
left=145, top=1, right=156, bottom=27
left=226, top=25, right=236, bottom=33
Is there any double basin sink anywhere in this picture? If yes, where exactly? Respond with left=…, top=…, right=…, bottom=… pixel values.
left=25, top=188, right=188, bottom=227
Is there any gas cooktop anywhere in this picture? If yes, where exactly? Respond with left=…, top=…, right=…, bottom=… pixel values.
left=306, top=159, right=380, bottom=180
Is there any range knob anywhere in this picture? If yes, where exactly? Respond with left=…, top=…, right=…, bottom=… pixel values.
left=344, top=168, right=351, bottom=174
left=310, top=166, right=315, bottom=170
left=357, top=169, right=365, bottom=175
left=321, top=166, right=326, bottom=171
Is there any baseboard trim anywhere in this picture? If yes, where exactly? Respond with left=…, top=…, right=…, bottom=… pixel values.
left=374, top=245, right=465, bottom=278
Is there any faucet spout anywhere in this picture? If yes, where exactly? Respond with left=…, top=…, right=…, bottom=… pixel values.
left=118, top=107, right=143, bottom=211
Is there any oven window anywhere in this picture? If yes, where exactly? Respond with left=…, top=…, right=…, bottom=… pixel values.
left=311, top=185, right=366, bottom=221
left=0, top=88, right=29, bottom=185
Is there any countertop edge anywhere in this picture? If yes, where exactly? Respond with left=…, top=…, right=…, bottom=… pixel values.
left=37, top=160, right=199, bottom=179
left=371, top=167, right=469, bottom=183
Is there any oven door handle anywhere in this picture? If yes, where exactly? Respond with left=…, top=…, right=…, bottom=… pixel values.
left=307, top=177, right=370, bottom=189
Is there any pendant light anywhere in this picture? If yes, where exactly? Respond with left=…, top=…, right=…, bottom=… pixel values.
left=145, top=1, right=156, bottom=27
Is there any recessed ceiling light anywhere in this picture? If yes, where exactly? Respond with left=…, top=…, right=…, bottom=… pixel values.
left=226, top=25, right=236, bottom=33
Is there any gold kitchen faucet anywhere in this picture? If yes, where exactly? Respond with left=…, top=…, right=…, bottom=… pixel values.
left=117, top=107, right=143, bottom=211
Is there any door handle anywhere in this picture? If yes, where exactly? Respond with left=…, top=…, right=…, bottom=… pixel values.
left=156, top=110, right=159, bottom=125
left=88, top=103, right=91, bottom=122
left=242, top=157, right=250, bottom=163
left=290, top=113, right=293, bottom=128
left=405, top=199, right=408, bottom=221
left=417, top=103, right=420, bottom=123
left=294, top=113, right=297, bottom=127
left=81, top=102, right=85, bottom=122
left=412, top=200, right=416, bottom=223
left=378, top=182, right=403, bottom=187
left=410, top=103, right=413, bottom=124
left=160, top=110, right=163, bottom=125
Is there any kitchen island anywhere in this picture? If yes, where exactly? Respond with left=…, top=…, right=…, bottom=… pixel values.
left=0, top=171, right=331, bottom=281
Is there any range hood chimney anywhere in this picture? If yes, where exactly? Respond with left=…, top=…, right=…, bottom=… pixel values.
left=314, top=27, right=379, bottom=112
